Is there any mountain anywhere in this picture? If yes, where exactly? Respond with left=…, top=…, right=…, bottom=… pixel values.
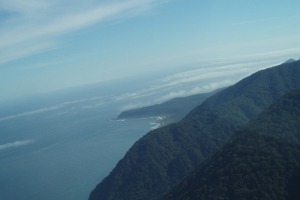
left=163, top=89, right=300, bottom=200
left=117, top=89, right=221, bottom=123
left=284, top=58, right=296, bottom=64
left=89, top=60, right=300, bottom=200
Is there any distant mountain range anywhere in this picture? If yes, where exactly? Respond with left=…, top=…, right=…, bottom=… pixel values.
left=117, top=89, right=222, bottom=123
left=89, top=59, right=300, bottom=200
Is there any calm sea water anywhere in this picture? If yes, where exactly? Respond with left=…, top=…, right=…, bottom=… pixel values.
left=0, top=96, right=155, bottom=200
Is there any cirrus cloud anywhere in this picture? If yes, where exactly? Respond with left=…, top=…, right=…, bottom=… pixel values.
left=0, top=0, right=164, bottom=64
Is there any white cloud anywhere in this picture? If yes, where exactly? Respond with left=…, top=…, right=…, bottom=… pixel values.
left=0, top=0, right=163, bottom=64
left=157, top=80, right=234, bottom=102
left=158, top=64, right=248, bottom=88
left=0, top=42, right=56, bottom=65
left=0, top=105, right=62, bottom=122
left=0, top=140, right=35, bottom=151
left=230, top=17, right=279, bottom=27
left=0, top=96, right=106, bottom=121
left=114, top=58, right=274, bottom=103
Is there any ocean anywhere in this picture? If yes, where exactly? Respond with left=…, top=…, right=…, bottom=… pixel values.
left=0, top=94, right=157, bottom=200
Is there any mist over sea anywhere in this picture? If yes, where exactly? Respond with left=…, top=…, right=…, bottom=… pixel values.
left=0, top=91, right=156, bottom=200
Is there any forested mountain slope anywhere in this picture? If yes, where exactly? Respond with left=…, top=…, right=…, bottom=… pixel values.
left=89, top=60, right=300, bottom=200
left=163, top=89, right=300, bottom=200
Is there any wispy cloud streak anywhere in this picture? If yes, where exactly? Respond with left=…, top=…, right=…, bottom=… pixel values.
left=115, top=58, right=275, bottom=104
left=0, top=140, right=35, bottom=151
left=0, top=0, right=162, bottom=64
left=156, top=80, right=234, bottom=102
left=0, top=96, right=106, bottom=121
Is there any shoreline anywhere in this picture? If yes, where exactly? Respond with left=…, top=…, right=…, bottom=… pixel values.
left=113, top=115, right=168, bottom=130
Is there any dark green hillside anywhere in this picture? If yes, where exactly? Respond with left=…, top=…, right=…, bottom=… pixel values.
left=163, top=89, right=300, bottom=200
left=117, top=89, right=221, bottom=123
left=89, top=60, right=300, bottom=200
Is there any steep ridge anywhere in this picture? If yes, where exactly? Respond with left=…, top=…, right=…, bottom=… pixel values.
left=89, top=60, right=300, bottom=200
left=163, top=89, right=300, bottom=200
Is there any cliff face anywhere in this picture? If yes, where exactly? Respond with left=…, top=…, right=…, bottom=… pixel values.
left=89, top=60, right=300, bottom=200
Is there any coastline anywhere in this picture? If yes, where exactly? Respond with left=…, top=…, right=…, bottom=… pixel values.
left=113, top=115, right=168, bottom=130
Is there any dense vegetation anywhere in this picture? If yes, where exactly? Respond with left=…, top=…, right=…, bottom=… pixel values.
left=117, top=89, right=220, bottom=123
left=89, top=60, right=300, bottom=200
left=163, top=89, right=300, bottom=200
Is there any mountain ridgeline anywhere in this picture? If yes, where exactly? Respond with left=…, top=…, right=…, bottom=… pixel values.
left=163, top=89, right=300, bottom=200
left=117, top=89, right=221, bottom=123
left=89, top=60, right=300, bottom=200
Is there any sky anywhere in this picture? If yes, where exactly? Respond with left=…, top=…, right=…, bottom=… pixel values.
left=1, top=0, right=300, bottom=103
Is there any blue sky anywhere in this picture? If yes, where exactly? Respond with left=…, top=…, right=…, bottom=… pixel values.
left=1, top=0, right=300, bottom=103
